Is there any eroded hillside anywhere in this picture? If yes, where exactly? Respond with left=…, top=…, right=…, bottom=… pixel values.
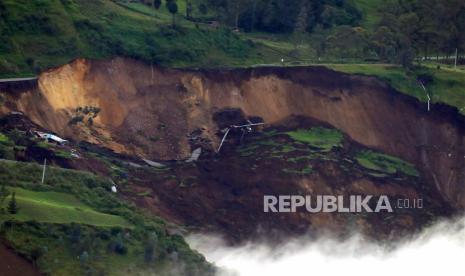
left=1, top=58, right=464, bottom=212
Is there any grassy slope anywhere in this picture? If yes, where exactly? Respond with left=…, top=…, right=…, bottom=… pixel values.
left=0, top=0, right=283, bottom=77
left=327, top=63, right=465, bottom=113
left=238, top=126, right=419, bottom=178
left=356, top=150, right=419, bottom=177
left=0, top=159, right=211, bottom=275
left=1, top=2, right=464, bottom=113
left=285, top=127, right=343, bottom=152
left=0, top=0, right=389, bottom=77
left=2, top=188, right=131, bottom=227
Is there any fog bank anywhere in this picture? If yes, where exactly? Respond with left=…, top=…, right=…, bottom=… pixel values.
left=187, top=218, right=465, bottom=276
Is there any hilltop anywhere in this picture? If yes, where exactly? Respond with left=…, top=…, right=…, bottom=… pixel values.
left=1, top=0, right=462, bottom=78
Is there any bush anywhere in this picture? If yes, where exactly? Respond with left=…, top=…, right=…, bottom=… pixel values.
left=68, top=115, right=84, bottom=125
left=0, top=59, right=19, bottom=75
left=417, top=73, right=434, bottom=85
left=108, top=235, right=128, bottom=255
left=7, top=192, right=18, bottom=214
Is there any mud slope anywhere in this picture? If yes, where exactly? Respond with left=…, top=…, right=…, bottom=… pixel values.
left=0, top=245, right=41, bottom=276
left=125, top=117, right=451, bottom=242
left=0, top=58, right=464, bottom=209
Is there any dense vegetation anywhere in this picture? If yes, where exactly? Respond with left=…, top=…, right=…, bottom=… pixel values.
left=131, top=0, right=465, bottom=65
left=0, top=159, right=213, bottom=275
left=0, top=0, right=263, bottom=76
left=199, top=0, right=465, bottom=65
left=202, top=0, right=362, bottom=32
left=285, top=127, right=343, bottom=152
left=1, top=0, right=463, bottom=78
left=327, top=63, right=465, bottom=114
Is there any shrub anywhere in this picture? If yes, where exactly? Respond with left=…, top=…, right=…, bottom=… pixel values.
left=7, top=192, right=18, bottom=214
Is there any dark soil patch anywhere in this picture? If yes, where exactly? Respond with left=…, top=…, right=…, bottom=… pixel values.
left=122, top=116, right=453, bottom=244
left=0, top=244, right=41, bottom=276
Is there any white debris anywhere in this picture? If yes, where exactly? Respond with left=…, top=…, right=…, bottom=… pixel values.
left=35, top=131, right=68, bottom=145
left=111, top=185, right=117, bottom=193
left=143, top=159, right=165, bottom=168
left=127, top=162, right=142, bottom=168
left=186, top=148, right=202, bottom=162
left=70, top=149, right=80, bottom=158
left=418, top=81, right=431, bottom=112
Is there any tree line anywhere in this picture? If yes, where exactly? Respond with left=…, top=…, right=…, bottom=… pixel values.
left=135, top=0, right=464, bottom=66
left=194, top=1, right=464, bottom=66
left=373, top=0, right=465, bottom=67
left=204, top=0, right=362, bottom=32
left=208, top=0, right=464, bottom=67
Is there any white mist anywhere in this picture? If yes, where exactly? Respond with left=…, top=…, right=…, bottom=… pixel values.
left=187, top=218, right=465, bottom=276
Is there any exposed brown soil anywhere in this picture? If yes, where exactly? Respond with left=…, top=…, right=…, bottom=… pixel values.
left=122, top=116, right=451, bottom=243
left=1, top=58, right=464, bottom=210
left=1, top=58, right=465, bottom=248
left=0, top=244, right=41, bottom=276
left=0, top=110, right=454, bottom=245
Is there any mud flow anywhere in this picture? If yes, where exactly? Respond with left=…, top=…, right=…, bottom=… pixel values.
left=1, top=58, right=464, bottom=245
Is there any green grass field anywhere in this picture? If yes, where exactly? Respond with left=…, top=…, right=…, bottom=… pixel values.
left=285, top=127, right=343, bottom=151
left=1, top=188, right=131, bottom=227
left=355, top=150, right=419, bottom=177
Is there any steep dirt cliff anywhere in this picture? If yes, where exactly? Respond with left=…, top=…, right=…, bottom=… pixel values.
left=1, top=57, right=464, bottom=211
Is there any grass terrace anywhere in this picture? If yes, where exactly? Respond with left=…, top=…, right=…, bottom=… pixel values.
left=285, top=127, right=343, bottom=151
left=355, top=150, right=419, bottom=177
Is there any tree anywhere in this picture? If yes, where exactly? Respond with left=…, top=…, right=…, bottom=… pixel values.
left=30, top=247, right=43, bottom=266
left=198, top=4, right=207, bottom=15
left=372, top=26, right=397, bottom=62
left=232, top=0, right=247, bottom=30
left=325, top=26, right=369, bottom=59
left=80, top=251, right=89, bottom=264
left=7, top=192, right=18, bottom=214
left=70, top=224, right=81, bottom=244
left=250, top=0, right=257, bottom=32
left=153, top=0, right=161, bottom=10
left=293, top=0, right=309, bottom=48
left=143, top=232, right=158, bottom=262
left=0, top=183, right=10, bottom=213
left=375, top=1, right=418, bottom=67
left=166, top=0, right=178, bottom=28
left=186, top=1, right=193, bottom=20
left=374, top=0, right=465, bottom=66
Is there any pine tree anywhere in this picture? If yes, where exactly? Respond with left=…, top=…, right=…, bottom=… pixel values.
left=0, top=183, right=9, bottom=204
left=0, top=184, right=9, bottom=214
left=166, top=0, right=178, bottom=28
left=293, top=0, right=309, bottom=48
left=144, top=232, right=158, bottom=262
left=186, top=0, right=193, bottom=20
left=7, top=192, right=18, bottom=214
left=153, top=0, right=161, bottom=10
